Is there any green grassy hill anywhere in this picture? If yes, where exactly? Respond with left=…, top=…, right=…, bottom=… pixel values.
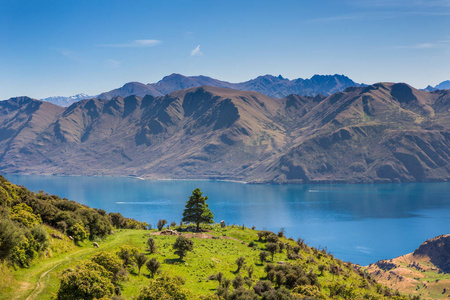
left=0, top=176, right=418, bottom=299
left=2, top=225, right=419, bottom=300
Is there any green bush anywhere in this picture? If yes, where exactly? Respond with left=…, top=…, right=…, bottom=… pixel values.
left=57, top=261, right=114, bottom=300
left=67, top=222, right=89, bottom=243
left=136, top=275, right=194, bottom=300
left=172, top=236, right=194, bottom=260
left=92, top=251, right=124, bottom=282
left=146, top=257, right=160, bottom=278
left=10, top=203, right=42, bottom=228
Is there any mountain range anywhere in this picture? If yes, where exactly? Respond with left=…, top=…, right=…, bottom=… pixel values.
left=40, top=93, right=93, bottom=107
left=41, top=73, right=362, bottom=106
left=422, top=80, right=450, bottom=92
left=2, top=82, right=450, bottom=183
left=40, top=74, right=450, bottom=108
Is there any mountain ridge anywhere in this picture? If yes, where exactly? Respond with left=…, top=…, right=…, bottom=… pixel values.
left=2, top=83, right=450, bottom=184
left=39, top=73, right=363, bottom=106
left=98, top=73, right=363, bottom=101
left=422, top=80, right=450, bottom=92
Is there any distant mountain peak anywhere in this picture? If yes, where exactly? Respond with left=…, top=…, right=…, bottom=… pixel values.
left=159, top=73, right=186, bottom=81
left=38, top=73, right=364, bottom=105
left=422, top=80, right=450, bottom=92
left=40, top=93, right=94, bottom=107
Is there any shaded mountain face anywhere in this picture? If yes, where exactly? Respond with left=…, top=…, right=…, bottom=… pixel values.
left=96, top=73, right=362, bottom=100
left=0, top=83, right=449, bottom=184
left=413, top=234, right=450, bottom=273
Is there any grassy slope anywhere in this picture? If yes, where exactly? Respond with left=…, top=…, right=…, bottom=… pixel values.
left=2, top=227, right=140, bottom=300
left=366, top=253, right=450, bottom=299
left=2, top=224, right=413, bottom=300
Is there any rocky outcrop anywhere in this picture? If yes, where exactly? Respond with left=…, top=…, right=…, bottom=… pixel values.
left=413, top=234, right=450, bottom=273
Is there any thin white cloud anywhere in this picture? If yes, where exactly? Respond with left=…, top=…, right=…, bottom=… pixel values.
left=191, top=45, right=203, bottom=56
left=390, top=37, right=450, bottom=49
left=56, top=48, right=76, bottom=59
left=395, top=43, right=437, bottom=49
left=311, top=10, right=450, bottom=23
left=104, top=59, right=121, bottom=69
left=310, top=13, right=368, bottom=23
left=54, top=48, right=82, bottom=62
left=348, top=0, right=450, bottom=8
left=98, top=39, right=162, bottom=48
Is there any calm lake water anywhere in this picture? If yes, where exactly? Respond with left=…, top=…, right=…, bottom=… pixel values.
left=5, top=174, right=450, bottom=266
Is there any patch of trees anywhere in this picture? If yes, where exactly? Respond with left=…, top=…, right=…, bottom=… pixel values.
left=0, top=216, right=49, bottom=267
left=0, top=175, right=148, bottom=267
left=57, top=246, right=160, bottom=300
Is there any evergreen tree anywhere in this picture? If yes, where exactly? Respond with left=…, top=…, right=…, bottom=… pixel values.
left=182, top=188, right=214, bottom=231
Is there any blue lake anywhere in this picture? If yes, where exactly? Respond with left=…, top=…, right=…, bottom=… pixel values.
left=4, top=174, right=450, bottom=266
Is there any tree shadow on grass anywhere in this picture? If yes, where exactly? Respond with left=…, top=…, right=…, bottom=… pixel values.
left=164, top=258, right=184, bottom=264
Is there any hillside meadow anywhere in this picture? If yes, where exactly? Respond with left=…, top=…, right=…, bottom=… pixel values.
left=0, top=176, right=420, bottom=299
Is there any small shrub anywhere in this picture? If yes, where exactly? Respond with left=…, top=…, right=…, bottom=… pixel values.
left=147, top=237, right=157, bottom=254
left=146, top=258, right=160, bottom=278
left=236, top=256, right=246, bottom=273
left=259, top=251, right=269, bottom=264
left=172, top=236, right=194, bottom=259
left=232, top=274, right=244, bottom=289
left=135, top=253, right=148, bottom=274
left=157, top=219, right=167, bottom=231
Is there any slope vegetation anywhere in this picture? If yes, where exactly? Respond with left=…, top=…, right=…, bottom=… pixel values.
left=366, top=235, right=450, bottom=299
left=0, top=176, right=417, bottom=299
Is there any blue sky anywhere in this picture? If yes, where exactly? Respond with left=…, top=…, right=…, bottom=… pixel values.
left=0, top=0, right=449, bottom=99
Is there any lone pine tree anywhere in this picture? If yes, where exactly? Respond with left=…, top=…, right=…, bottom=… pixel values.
left=182, top=188, right=214, bottom=231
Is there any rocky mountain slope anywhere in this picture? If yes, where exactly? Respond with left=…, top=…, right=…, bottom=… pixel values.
left=97, top=73, right=362, bottom=100
left=0, top=83, right=449, bottom=184
left=366, top=235, right=450, bottom=299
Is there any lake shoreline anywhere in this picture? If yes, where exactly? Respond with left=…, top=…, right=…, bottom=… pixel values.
left=5, top=171, right=450, bottom=186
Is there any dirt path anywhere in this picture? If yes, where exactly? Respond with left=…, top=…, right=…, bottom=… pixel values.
left=25, top=260, right=65, bottom=300
left=7, top=229, right=141, bottom=300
